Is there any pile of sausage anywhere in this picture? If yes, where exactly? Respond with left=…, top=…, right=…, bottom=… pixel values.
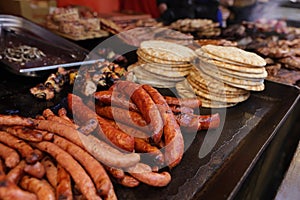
left=0, top=80, right=220, bottom=200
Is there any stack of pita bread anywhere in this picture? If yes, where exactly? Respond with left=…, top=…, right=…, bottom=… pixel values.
left=127, top=40, right=196, bottom=88
left=176, top=44, right=268, bottom=108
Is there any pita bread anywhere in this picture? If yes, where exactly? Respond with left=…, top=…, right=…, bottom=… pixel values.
left=201, top=45, right=266, bottom=67
left=140, top=63, right=191, bottom=78
left=196, top=49, right=266, bottom=73
left=140, top=40, right=196, bottom=62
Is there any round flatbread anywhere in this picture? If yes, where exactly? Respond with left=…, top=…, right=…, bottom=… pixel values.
left=189, top=67, right=247, bottom=93
left=187, top=78, right=250, bottom=103
left=137, top=49, right=191, bottom=65
left=175, top=80, right=197, bottom=98
left=140, top=40, right=196, bottom=62
left=140, top=63, right=191, bottom=78
left=200, top=45, right=266, bottom=67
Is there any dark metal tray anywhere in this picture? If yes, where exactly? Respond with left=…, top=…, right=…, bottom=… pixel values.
left=0, top=60, right=299, bottom=199
left=0, top=14, right=90, bottom=76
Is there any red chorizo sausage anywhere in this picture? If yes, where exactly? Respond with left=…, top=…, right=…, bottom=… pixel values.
left=142, top=85, right=184, bottom=168
left=68, top=93, right=134, bottom=152
left=164, top=96, right=202, bottom=108
left=113, top=81, right=163, bottom=144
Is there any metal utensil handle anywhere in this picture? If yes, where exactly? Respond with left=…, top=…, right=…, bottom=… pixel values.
left=19, top=59, right=105, bottom=73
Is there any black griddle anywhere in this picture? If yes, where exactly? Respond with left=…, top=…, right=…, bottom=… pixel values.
left=0, top=61, right=298, bottom=199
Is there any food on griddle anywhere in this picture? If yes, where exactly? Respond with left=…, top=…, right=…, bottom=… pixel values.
left=170, top=18, right=221, bottom=38
left=3, top=45, right=46, bottom=65
left=46, top=7, right=109, bottom=40
left=0, top=79, right=221, bottom=199
left=30, top=61, right=126, bottom=100
left=127, top=40, right=195, bottom=88
left=176, top=45, right=267, bottom=108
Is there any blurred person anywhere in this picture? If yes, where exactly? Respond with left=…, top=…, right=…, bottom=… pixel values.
left=228, top=0, right=258, bottom=24
left=157, top=0, right=195, bottom=24
left=157, top=0, right=221, bottom=25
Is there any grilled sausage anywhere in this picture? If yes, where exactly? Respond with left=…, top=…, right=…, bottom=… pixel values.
left=40, top=157, right=57, bottom=188
left=127, top=163, right=171, bottom=187
left=142, top=85, right=184, bottom=168
left=164, top=96, right=202, bottom=108
left=0, top=115, right=34, bottom=127
left=0, top=131, right=42, bottom=164
left=33, top=141, right=101, bottom=200
left=94, top=90, right=138, bottom=112
left=175, top=113, right=220, bottom=130
left=117, top=175, right=140, bottom=188
left=68, top=94, right=134, bottom=152
left=6, top=160, right=26, bottom=183
left=0, top=142, right=20, bottom=168
left=56, top=164, right=73, bottom=200
left=113, top=81, right=164, bottom=144
left=24, top=162, right=46, bottom=179
left=81, top=134, right=140, bottom=168
left=20, top=175, right=55, bottom=200
left=95, top=106, right=150, bottom=134
left=2, top=126, right=43, bottom=142
left=54, top=135, right=113, bottom=198
left=43, top=109, right=78, bottom=129
left=0, top=175, right=37, bottom=200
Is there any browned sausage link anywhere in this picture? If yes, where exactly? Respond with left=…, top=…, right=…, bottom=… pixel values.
left=58, top=108, right=73, bottom=123
left=0, top=131, right=41, bottom=164
left=117, top=175, right=140, bottom=188
left=0, top=175, right=37, bottom=200
left=24, top=162, right=46, bottom=179
left=95, top=106, right=150, bottom=134
left=81, top=134, right=140, bottom=169
left=0, top=159, right=5, bottom=176
left=78, top=118, right=98, bottom=135
left=33, top=119, right=83, bottom=148
left=0, top=142, right=20, bottom=168
left=68, top=94, right=134, bottom=152
left=33, top=141, right=101, bottom=200
left=127, top=163, right=171, bottom=187
left=41, top=157, right=57, bottom=188
left=43, top=108, right=78, bottom=129
left=164, top=96, right=202, bottom=108
left=20, top=175, right=55, bottom=200
left=169, top=105, right=194, bottom=114
left=114, top=81, right=163, bottom=144
left=0, top=114, right=34, bottom=127
left=56, top=164, right=73, bottom=200
left=6, top=160, right=26, bottom=183
left=142, top=85, right=184, bottom=168
left=134, top=138, right=164, bottom=166
left=94, top=90, right=139, bottom=112
left=53, top=135, right=113, bottom=198
left=104, top=166, right=125, bottom=180
left=175, top=113, right=220, bottom=130
left=107, top=119, right=149, bottom=139
left=2, top=126, right=43, bottom=142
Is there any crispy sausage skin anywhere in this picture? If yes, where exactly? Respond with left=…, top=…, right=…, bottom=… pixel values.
left=164, top=96, right=202, bottom=108
left=6, top=160, right=26, bottom=183
left=54, top=135, right=113, bottom=198
left=94, top=90, right=138, bottom=112
left=19, top=175, right=55, bottom=200
left=142, top=85, right=184, bottom=168
left=68, top=93, right=135, bottom=152
left=0, top=115, right=34, bottom=127
left=0, top=175, right=37, bottom=200
left=40, top=157, right=57, bottom=188
left=127, top=163, right=171, bottom=187
left=175, top=113, right=220, bottom=130
left=117, top=175, right=140, bottom=188
left=0, top=142, right=20, bottom=168
left=56, top=164, right=73, bottom=200
left=33, top=141, right=101, bottom=200
left=0, top=131, right=42, bottom=164
left=95, top=106, right=150, bottom=134
left=113, top=81, right=164, bottom=144
left=24, top=162, right=46, bottom=179
left=2, top=126, right=43, bottom=142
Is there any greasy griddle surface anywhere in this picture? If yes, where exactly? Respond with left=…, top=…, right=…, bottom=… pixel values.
left=0, top=66, right=298, bottom=199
